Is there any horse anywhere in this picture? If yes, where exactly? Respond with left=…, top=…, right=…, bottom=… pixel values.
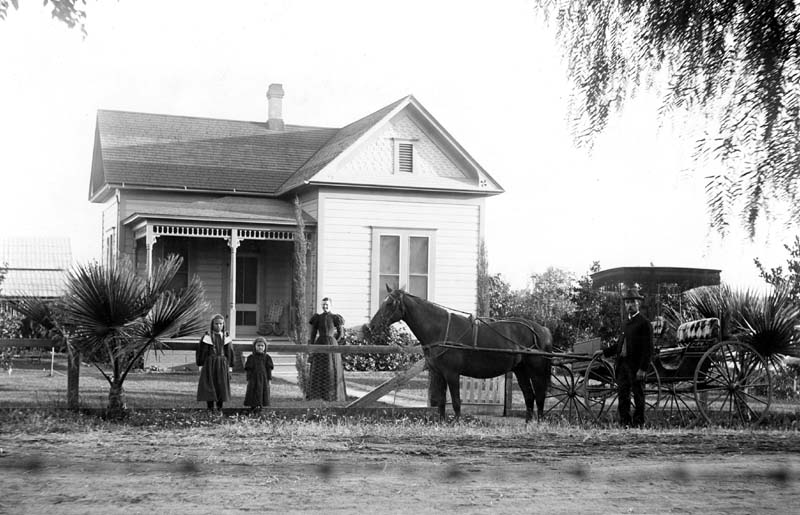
left=368, top=286, right=552, bottom=422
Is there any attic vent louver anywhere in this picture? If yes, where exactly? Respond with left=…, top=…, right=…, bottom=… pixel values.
left=398, top=143, right=413, bottom=173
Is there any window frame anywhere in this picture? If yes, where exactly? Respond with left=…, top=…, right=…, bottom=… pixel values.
left=370, top=227, right=436, bottom=314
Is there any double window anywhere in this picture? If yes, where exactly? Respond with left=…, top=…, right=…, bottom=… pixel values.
left=372, top=228, right=435, bottom=312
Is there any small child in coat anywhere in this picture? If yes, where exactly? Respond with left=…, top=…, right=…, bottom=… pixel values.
left=244, top=337, right=274, bottom=412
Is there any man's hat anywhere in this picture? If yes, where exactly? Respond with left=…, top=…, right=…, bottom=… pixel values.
left=622, top=287, right=644, bottom=300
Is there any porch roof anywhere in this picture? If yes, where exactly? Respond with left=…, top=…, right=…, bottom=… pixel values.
left=121, top=196, right=316, bottom=227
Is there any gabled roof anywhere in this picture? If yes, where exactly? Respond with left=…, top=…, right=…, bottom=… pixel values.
left=276, top=97, right=406, bottom=194
left=0, top=237, right=72, bottom=298
left=91, top=94, right=503, bottom=201
left=91, top=111, right=338, bottom=200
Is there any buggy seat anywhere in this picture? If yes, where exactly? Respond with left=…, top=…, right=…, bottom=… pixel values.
left=658, top=318, right=720, bottom=370
left=676, top=318, right=720, bottom=343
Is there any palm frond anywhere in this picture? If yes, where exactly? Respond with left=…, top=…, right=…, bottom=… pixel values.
left=684, top=283, right=800, bottom=357
left=736, top=284, right=800, bottom=357
left=63, top=260, right=148, bottom=353
left=10, top=296, right=60, bottom=338
left=146, top=254, right=184, bottom=299
left=132, top=274, right=208, bottom=343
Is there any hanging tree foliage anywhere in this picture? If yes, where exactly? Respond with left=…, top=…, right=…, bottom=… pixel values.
left=537, top=0, right=800, bottom=237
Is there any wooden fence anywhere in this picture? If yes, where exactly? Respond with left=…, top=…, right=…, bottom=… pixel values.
left=0, top=338, right=512, bottom=413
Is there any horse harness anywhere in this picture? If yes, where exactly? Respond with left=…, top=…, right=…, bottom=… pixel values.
left=429, top=310, right=541, bottom=360
left=387, top=290, right=542, bottom=359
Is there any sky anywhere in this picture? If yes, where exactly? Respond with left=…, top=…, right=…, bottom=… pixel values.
left=1, top=0, right=795, bottom=290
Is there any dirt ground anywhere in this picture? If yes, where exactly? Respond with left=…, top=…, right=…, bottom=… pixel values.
left=1, top=414, right=799, bottom=515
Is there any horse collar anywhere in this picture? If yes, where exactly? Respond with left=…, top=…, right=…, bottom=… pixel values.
left=443, top=311, right=452, bottom=344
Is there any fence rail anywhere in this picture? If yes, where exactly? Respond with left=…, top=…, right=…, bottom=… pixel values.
left=1, top=338, right=510, bottom=412
left=0, top=338, right=59, bottom=349
left=0, top=338, right=423, bottom=355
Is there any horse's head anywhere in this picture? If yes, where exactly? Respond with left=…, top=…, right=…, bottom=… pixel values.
left=367, top=285, right=407, bottom=337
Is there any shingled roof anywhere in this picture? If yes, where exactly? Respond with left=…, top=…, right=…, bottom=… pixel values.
left=0, top=237, right=72, bottom=298
left=90, top=110, right=339, bottom=199
left=90, top=95, right=412, bottom=200
left=90, top=93, right=502, bottom=201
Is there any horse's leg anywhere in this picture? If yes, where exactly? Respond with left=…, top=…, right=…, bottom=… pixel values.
left=532, top=369, right=548, bottom=422
left=444, top=372, right=462, bottom=421
left=428, top=369, right=448, bottom=421
left=523, top=357, right=551, bottom=422
left=513, top=366, right=535, bottom=422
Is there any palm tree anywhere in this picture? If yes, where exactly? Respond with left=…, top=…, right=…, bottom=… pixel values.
left=681, top=283, right=800, bottom=359
left=21, top=255, right=208, bottom=416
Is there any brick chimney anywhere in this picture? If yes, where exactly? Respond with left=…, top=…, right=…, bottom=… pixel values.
left=267, top=83, right=285, bottom=130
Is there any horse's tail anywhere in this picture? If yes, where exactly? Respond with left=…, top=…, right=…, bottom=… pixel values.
left=538, top=325, right=553, bottom=389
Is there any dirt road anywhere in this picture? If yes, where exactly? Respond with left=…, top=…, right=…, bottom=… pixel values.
left=1, top=415, right=799, bottom=514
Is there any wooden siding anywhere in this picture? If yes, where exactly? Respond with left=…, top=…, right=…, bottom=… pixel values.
left=195, top=239, right=226, bottom=321
left=319, top=191, right=481, bottom=325
left=101, top=196, right=118, bottom=265
left=323, top=111, right=474, bottom=189
left=262, top=241, right=293, bottom=315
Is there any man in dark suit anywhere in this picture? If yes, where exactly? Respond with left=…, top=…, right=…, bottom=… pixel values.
left=599, top=287, right=654, bottom=427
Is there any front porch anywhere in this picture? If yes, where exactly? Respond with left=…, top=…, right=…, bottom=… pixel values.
left=125, top=216, right=314, bottom=339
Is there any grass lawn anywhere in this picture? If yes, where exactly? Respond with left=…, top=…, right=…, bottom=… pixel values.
left=4, top=355, right=798, bottom=428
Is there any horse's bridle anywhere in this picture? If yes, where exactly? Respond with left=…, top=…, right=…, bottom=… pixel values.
left=375, top=290, right=406, bottom=334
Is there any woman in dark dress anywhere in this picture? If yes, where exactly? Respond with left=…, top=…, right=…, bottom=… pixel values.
left=308, top=297, right=345, bottom=401
left=196, top=314, right=234, bottom=412
left=244, top=336, right=274, bottom=411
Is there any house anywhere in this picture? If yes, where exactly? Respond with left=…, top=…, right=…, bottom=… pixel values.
left=89, top=84, right=504, bottom=339
left=0, top=237, right=72, bottom=303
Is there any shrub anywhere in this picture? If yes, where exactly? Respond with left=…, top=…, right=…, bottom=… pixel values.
left=773, top=359, right=800, bottom=401
left=0, top=308, right=23, bottom=371
left=342, top=326, right=422, bottom=372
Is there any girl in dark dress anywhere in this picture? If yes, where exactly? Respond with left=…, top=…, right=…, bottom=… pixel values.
left=196, top=314, right=234, bottom=412
left=308, top=297, right=345, bottom=401
left=244, top=336, right=274, bottom=411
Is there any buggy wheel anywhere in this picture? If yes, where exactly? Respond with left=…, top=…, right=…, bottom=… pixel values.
left=546, top=363, right=592, bottom=423
left=583, top=355, right=616, bottom=422
left=658, top=380, right=701, bottom=426
left=643, top=361, right=661, bottom=420
left=694, top=341, right=772, bottom=427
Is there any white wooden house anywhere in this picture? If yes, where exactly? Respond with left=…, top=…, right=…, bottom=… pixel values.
left=89, top=84, right=503, bottom=338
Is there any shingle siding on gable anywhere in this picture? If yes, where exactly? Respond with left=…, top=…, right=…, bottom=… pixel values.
left=318, top=191, right=481, bottom=324
left=328, top=111, right=469, bottom=183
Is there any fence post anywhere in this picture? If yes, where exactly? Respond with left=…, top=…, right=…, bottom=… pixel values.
left=503, top=371, right=513, bottom=416
left=67, top=345, right=80, bottom=410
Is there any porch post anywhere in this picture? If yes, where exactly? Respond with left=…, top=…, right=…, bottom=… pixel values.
left=228, top=230, right=240, bottom=338
left=145, top=225, right=158, bottom=279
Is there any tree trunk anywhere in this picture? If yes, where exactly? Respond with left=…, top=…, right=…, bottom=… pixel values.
left=107, top=380, right=127, bottom=418
left=67, top=346, right=80, bottom=410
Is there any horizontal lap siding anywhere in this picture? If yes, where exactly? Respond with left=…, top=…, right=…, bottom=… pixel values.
left=263, top=242, right=292, bottom=309
left=195, top=242, right=225, bottom=321
left=322, top=195, right=480, bottom=324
